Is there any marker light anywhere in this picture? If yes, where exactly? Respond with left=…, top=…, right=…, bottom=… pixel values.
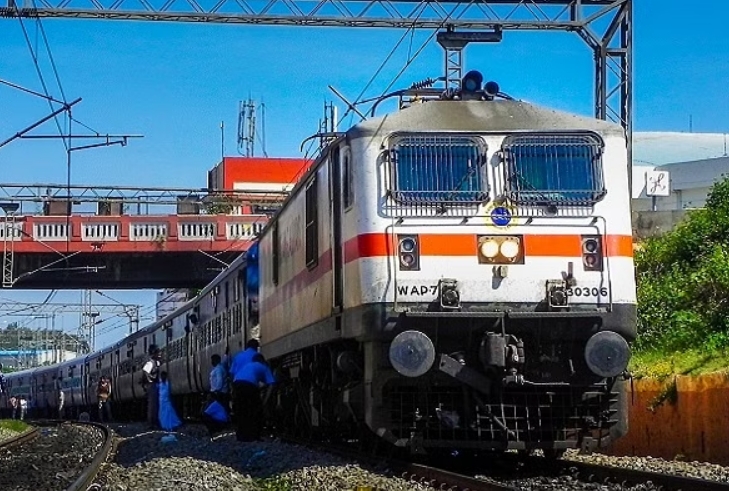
left=401, top=253, right=416, bottom=267
left=500, top=239, right=521, bottom=259
left=398, top=235, right=420, bottom=271
left=400, top=237, right=416, bottom=253
left=581, top=235, right=603, bottom=272
left=480, top=239, right=499, bottom=258
left=462, top=70, right=483, bottom=92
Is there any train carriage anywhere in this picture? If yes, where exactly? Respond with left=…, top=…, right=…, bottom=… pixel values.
left=258, top=71, right=636, bottom=455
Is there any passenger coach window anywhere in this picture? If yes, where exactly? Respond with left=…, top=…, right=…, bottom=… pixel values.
left=390, top=135, right=487, bottom=204
left=305, top=177, right=319, bottom=268
left=503, top=134, right=606, bottom=206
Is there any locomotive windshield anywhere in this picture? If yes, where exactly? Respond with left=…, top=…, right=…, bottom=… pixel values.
left=503, top=134, right=606, bottom=206
left=390, top=135, right=487, bottom=204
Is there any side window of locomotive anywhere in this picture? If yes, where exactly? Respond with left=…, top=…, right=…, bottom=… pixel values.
left=502, top=134, right=606, bottom=206
left=272, top=223, right=280, bottom=285
left=343, top=150, right=354, bottom=210
left=389, top=135, right=487, bottom=204
left=305, top=177, right=319, bottom=268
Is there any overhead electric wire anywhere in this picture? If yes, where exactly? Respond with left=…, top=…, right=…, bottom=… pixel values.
left=32, top=7, right=68, bottom=104
left=2, top=290, right=58, bottom=316
left=376, top=2, right=462, bottom=103
left=15, top=13, right=68, bottom=151
left=338, top=2, right=427, bottom=126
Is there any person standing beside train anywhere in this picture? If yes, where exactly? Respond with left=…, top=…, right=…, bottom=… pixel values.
left=229, top=339, right=261, bottom=438
left=142, top=345, right=162, bottom=429
left=9, top=395, right=18, bottom=419
left=18, top=395, right=27, bottom=420
left=97, top=375, right=113, bottom=423
left=209, top=354, right=229, bottom=407
left=230, top=353, right=275, bottom=442
left=55, top=376, right=65, bottom=419
left=228, top=339, right=261, bottom=377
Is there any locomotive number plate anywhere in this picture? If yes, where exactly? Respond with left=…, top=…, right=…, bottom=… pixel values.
left=566, top=286, right=609, bottom=300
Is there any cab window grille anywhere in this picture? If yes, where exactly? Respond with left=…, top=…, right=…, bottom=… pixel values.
left=503, top=134, right=606, bottom=206
left=390, top=135, right=487, bottom=204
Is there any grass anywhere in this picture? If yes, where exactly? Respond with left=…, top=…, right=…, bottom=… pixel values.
left=252, top=476, right=292, bottom=490
left=0, top=420, right=29, bottom=432
left=630, top=347, right=729, bottom=379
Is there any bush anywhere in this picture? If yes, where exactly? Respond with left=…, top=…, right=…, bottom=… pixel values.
left=635, top=176, right=729, bottom=353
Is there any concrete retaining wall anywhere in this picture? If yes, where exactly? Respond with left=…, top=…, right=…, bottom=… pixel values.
left=607, top=372, right=729, bottom=464
left=632, top=210, right=689, bottom=239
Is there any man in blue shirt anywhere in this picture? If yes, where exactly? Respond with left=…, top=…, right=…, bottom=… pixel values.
left=229, top=339, right=261, bottom=378
left=231, top=353, right=275, bottom=442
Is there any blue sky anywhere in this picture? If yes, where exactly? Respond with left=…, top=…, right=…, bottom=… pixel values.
left=1, top=1, right=728, bottom=351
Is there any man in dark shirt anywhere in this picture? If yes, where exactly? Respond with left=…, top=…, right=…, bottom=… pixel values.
left=97, top=375, right=113, bottom=423
left=230, top=353, right=275, bottom=442
left=142, top=345, right=162, bottom=428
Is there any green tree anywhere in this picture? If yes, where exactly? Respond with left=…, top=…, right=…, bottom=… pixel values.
left=636, top=176, right=729, bottom=352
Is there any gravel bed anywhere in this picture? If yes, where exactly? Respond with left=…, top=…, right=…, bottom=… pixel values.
left=564, top=449, right=729, bottom=483
left=95, top=423, right=436, bottom=491
left=467, top=448, right=729, bottom=490
left=0, top=423, right=106, bottom=491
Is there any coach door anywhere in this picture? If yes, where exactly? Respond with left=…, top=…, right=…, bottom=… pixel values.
left=331, top=147, right=344, bottom=325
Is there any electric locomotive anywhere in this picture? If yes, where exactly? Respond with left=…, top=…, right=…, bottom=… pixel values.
left=258, top=70, right=636, bottom=455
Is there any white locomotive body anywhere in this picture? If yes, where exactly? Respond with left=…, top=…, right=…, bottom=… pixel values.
left=259, top=76, right=635, bottom=453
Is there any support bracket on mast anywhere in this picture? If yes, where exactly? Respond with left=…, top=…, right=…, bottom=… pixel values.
left=437, top=28, right=503, bottom=92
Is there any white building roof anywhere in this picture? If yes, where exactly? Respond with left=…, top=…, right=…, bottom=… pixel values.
left=632, top=132, right=729, bottom=199
left=634, top=132, right=728, bottom=166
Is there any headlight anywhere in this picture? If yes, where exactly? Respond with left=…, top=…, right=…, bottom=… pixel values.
left=500, top=239, right=520, bottom=259
left=480, top=239, right=499, bottom=258
left=477, top=235, right=525, bottom=265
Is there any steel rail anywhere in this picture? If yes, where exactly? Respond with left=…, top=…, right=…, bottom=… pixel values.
left=0, top=424, right=39, bottom=450
left=65, top=421, right=114, bottom=491
left=20, top=420, right=114, bottom=491
left=558, top=458, right=729, bottom=491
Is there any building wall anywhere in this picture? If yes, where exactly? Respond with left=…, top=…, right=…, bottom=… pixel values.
left=207, top=157, right=311, bottom=191
left=632, top=156, right=729, bottom=212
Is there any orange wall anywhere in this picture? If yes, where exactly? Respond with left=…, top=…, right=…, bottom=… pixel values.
left=608, top=372, right=729, bottom=464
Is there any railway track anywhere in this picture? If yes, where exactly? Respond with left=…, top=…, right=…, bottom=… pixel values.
left=0, top=424, right=39, bottom=450
left=282, top=431, right=729, bottom=491
left=279, top=435, right=517, bottom=490
left=552, top=457, right=729, bottom=491
left=0, top=420, right=113, bottom=491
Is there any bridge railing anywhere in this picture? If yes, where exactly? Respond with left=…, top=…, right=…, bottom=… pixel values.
left=5, top=214, right=268, bottom=253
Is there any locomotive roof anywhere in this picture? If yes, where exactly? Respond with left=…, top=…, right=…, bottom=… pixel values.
left=348, top=99, right=624, bottom=138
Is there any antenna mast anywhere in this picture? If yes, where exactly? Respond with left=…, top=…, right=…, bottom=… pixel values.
left=237, top=98, right=255, bottom=157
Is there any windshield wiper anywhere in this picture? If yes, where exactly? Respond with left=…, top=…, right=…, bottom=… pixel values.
left=442, top=156, right=483, bottom=205
left=510, top=168, right=560, bottom=207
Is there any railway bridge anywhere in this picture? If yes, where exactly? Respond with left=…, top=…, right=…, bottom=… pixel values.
left=0, top=181, right=288, bottom=289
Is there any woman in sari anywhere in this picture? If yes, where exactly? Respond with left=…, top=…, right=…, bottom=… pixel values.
left=158, top=371, right=182, bottom=432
